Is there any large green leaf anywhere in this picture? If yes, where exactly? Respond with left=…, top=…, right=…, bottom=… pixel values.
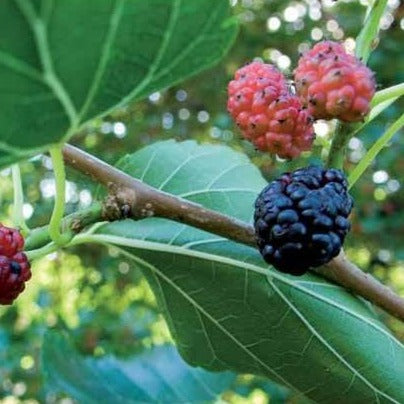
left=0, top=0, right=237, bottom=167
left=42, top=331, right=236, bottom=403
left=81, top=140, right=404, bottom=403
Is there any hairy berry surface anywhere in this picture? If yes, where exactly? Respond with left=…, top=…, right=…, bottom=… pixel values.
left=294, top=41, right=375, bottom=122
left=0, top=224, right=24, bottom=257
left=228, top=62, right=315, bottom=159
left=254, top=166, right=353, bottom=275
left=0, top=225, right=31, bottom=305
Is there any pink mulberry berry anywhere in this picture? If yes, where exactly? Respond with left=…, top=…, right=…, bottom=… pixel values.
left=228, top=62, right=314, bottom=159
left=294, top=41, right=376, bottom=122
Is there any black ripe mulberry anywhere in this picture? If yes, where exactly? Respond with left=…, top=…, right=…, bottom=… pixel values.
left=254, top=166, right=353, bottom=275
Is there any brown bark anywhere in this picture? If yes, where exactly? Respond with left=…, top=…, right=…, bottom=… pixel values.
left=62, top=144, right=404, bottom=322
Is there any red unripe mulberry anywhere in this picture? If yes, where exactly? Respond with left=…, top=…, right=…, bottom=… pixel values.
left=228, top=62, right=314, bottom=159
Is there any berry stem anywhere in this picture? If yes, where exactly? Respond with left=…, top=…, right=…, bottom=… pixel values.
left=348, top=112, right=404, bottom=189
left=326, top=122, right=352, bottom=169
left=11, top=164, right=30, bottom=235
left=48, top=145, right=70, bottom=246
left=24, top=144, right=404, bottom=322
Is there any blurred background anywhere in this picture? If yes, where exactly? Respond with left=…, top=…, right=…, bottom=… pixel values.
left=0, top=0, right=403, bottom=402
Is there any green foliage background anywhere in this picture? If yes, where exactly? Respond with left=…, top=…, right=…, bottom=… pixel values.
left=0, top=0, right=403, bottom=402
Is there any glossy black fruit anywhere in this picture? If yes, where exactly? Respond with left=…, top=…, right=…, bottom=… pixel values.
left=254, top=166, right=353, bottom=275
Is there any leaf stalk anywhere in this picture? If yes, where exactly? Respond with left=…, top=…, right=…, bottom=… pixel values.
left=11, top=164, right=30, bottom=235
left=48, top=145, right=71, bottom=246
left=349, top=113, right=404, bottom=189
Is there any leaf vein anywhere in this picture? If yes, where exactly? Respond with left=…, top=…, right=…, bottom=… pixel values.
left=78, top=234, right=403, bottom=349
left=268, top=279, right=399, bottom=403
left=179, top=188, right=258, bottom=198
left=126, top=0, right=181, bottom=101
left=0, top=50, right=44, bottom=83
left=158, top=150, right=223, bottom=190
left=120, top=248, right=297, bottom=390
left=14, top=0, right=79, bottom=128
left=151, top=3, right=223, bottom=84
left=207, top=163, right=251, bottom=189
left=78, top=0, right=125, bottom=120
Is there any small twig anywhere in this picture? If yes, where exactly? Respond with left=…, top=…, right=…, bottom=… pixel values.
left=25, top=202, right=103, bottom=251
left=25, top=144, right=404, bottom=321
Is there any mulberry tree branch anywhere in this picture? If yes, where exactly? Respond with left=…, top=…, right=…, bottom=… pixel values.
left=27, top=143, right=404, bottom=322
left=62, top=144, right=256, bottom=246
left=322, top=253, right=404, bottom=321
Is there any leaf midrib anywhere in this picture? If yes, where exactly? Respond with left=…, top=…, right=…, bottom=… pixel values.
left=268, top=279, right=396, bottom=403
left=14, top=0, right=79, bottom=129
left=122, top=0, right=182, bottom=103
left=77, top=0, right=125, bottom=121
left=74, top=233, right=403, bottom=350
left=113, top=244, right=398, bottom=402
left=149, top=1, right=223, bottom=84
left=118, top=247, right=298, bottom=392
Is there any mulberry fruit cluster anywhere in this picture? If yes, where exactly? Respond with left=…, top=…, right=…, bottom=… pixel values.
left=0, top=225, right=31, bottom=305
left=228, top=42, right=376, bottom=159
left=294, top=41, right=376, bottom=122
left=227, top=61, right=314, bottom=159
left=254, top=166, right=353, bottom=275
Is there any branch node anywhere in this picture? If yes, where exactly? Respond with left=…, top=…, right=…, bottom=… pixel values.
left=102, top=186, right=137, bottom=221
left=70, top=219, right=83, bottom=232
